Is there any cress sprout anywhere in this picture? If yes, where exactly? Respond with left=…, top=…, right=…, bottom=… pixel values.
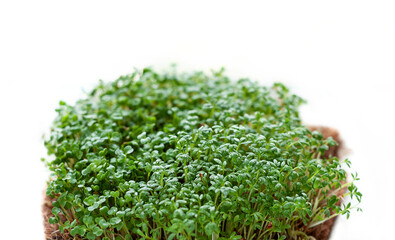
left=44, top=68, right=361, bottom=240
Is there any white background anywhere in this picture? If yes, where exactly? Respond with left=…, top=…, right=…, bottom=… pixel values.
left=1, top=1, right=394, bottom=239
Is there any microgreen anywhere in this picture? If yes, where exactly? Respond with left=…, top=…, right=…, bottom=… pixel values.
left=44, top=67, right=361, bottom=240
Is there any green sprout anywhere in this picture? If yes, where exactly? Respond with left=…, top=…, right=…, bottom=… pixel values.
left=43, top=67, right=361, bottom=240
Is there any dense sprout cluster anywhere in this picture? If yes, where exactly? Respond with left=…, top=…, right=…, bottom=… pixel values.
left=44, top=68, right=361, bottom=240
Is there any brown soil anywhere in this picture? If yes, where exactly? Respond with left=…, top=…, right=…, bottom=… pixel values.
left=305, top=126, right=345, bottom=240
left=42, top=126, right=345, bottom=240
left=42, top=192, right=71, bottom=240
